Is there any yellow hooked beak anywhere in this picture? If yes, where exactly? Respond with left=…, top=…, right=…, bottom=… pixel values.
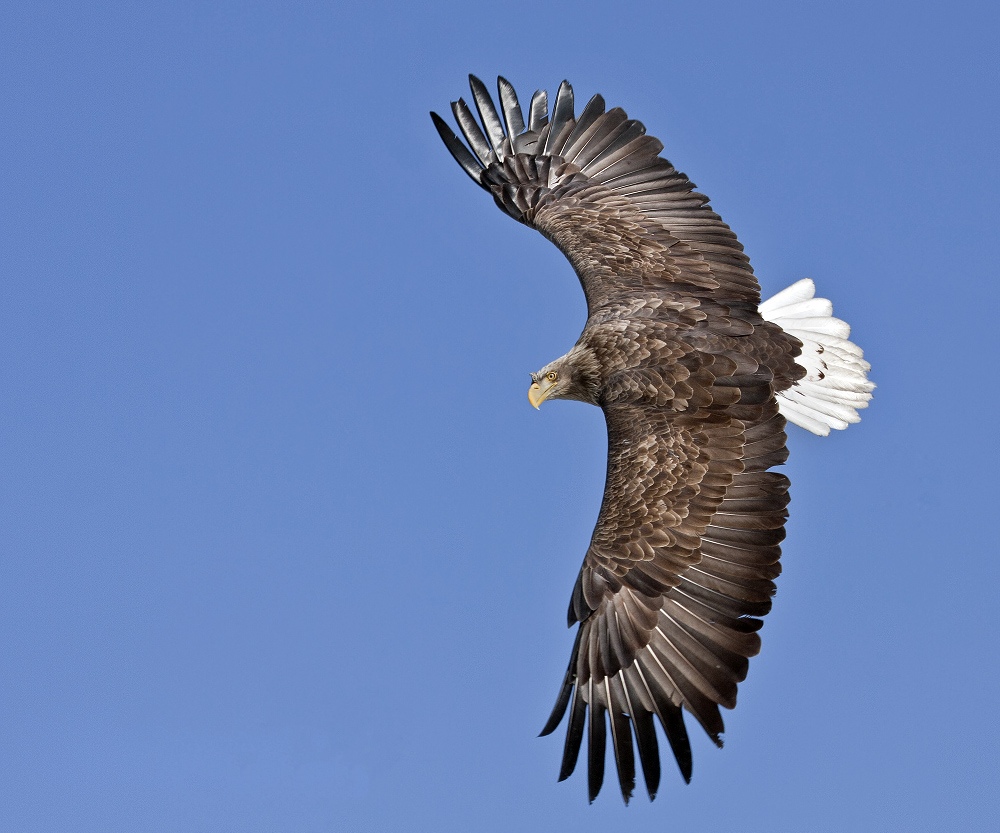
left=528, top=377, right=557, bottom=409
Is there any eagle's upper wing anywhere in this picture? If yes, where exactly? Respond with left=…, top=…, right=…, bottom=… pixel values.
left=431, top=75, right=761, bottom=314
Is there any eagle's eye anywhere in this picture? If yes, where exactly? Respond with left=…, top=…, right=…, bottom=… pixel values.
left=547, top=371, right=558, bottom=382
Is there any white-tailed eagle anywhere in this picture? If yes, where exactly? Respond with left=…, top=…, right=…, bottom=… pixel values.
left=431, top=76, right=873, bottom=803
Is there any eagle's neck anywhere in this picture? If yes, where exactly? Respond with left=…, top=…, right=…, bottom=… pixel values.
left=560, top=344, right=602, bottom=405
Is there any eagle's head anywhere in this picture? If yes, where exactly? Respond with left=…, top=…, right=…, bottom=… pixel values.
left=528, top=345, right=601, bottom=408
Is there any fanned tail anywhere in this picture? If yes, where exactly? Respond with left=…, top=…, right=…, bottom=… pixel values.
left=759, top=279, right=875, bottom=436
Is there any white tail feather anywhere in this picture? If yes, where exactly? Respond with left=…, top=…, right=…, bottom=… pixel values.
left=760, top=279, right=874, bottom=436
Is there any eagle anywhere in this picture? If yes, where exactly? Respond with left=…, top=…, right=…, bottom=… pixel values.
left=431, top=76, right=873, bottom=804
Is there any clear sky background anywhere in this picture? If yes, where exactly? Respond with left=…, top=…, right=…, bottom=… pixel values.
left=2, top=2, right=997, bottom=831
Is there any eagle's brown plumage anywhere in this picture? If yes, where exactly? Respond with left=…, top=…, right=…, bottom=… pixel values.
left=432, top=77, right=809, bottom=803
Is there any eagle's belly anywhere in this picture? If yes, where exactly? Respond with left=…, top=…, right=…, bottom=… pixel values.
left=582, top=308, right=797, bottom=418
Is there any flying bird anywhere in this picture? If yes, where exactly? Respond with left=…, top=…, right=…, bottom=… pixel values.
left=431, top=76, right=873, bottom=804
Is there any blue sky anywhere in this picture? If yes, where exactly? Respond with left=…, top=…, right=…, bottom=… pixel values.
left=2, top=2, right=997, bottom=831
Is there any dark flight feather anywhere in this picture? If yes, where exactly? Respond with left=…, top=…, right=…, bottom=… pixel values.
left=586, top=681, right=607, bottom=803
left=468, top=74, right=506, bottom=158
left=562, top=93, right=606, bottom=154
left=451, top=98, right=493, bottom=167
left=528, top=89, right=548, bottom=131
left=543, top=80, right=576, bottom=156
left=629, top=694, right=662, bottom=798
left=497, top=76, right=525, bottom=139
left=430, top=111, right=482, bottom=183
left=607, top=675, right=636, bottom=803
left=540, top=627, right=582, bottom=737
left=560, top=684, right=586, bottom=781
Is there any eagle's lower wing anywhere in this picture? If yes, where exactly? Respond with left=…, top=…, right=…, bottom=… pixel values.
left=539, top=401, right=791, bottom=803
left=431, top=76, right=761, bottom=312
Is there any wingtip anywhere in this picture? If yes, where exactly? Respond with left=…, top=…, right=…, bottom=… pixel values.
left=468, top=73, right=488, bottom=100
left=680, top=751, right=693, bottom=784
left=620, top=786, right=633, bottom=806
left=539, top=689, right=568, bottom=737
left=431, top=110, right=486, bottom=185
